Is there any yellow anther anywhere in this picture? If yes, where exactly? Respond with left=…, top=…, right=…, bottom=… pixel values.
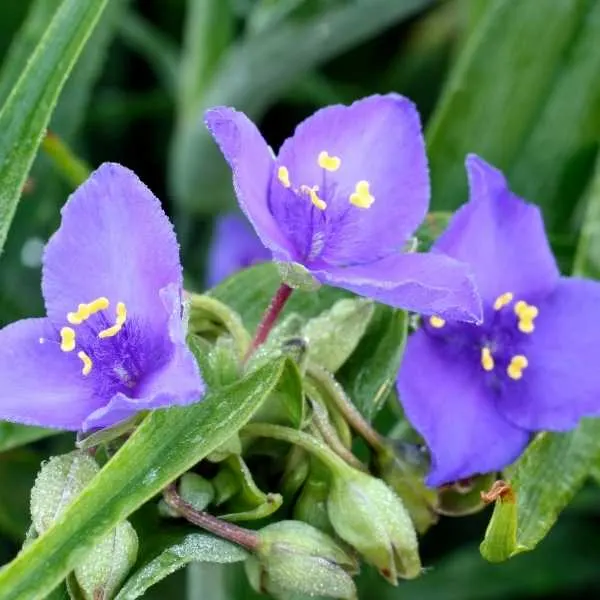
left=87, top=297, right=109, bottom=314
left=429, top=316, right=446, bottom=328
left=349, top=180, right=375, bottom=209
left=98, top=301, right=127, bottom=339
left=493, top=292, right=514, bottom=311
left=514, top=300, right=539, bottom=334
left=67, top=297, right=109, bottom=325
left=318, top=151, right=341, bottom=172
left=277, top=166, right=291, bottom=188
left=77, top=351, right=93, bottom=376
left=507, top=355, right=528, bottom=380
left=481, top=346, right=495, bottom=372
left=60, top=327, right=76, bottom=352
left=301, top=185, right=327, bottom=211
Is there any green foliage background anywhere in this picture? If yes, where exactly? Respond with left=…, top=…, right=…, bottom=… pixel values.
left=1, top=0, right=600, bottom=598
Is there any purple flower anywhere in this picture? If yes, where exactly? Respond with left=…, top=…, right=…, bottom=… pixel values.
left=0, top=164, right=205, bottom=432
left=397, top=155, right=600, bottom=486
left=207, top=213, right=270, bottom=287
left=204, top=94, right=481, bottom=321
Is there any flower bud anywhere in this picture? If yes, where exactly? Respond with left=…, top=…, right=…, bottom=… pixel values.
left=30, top=451, right=99, bottom=534
left=374, top=441, right=439, bottom=533
left=246, top=520, right=358, bottom=599
left=327, top=468, right=421, bottom=583
left=294, top=463, right=333, bottom=535
left=74, top=520, right=138, bottom=600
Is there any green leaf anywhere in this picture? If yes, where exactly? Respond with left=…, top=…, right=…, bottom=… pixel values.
left=115, top=532, right=247, bottom=600
left=169, top=0, right=432, bottom=214
left=0, top=0, right=109, bottom=254
left=337, top=306, right=408, bottom=421
left=427, top=0, right=600, bottom=234
left=0, top=422, right=59, bottom=452
left=480, top=419, right=600, bottom=562
left=209, top=263, right=348, bottom=332
left=218, top=455, right=283, bottom=523
left=414, top=212, right=452, bottom=252
left=573, top=152, right=600, bottom=279
left=0, top=359, right=285, bottom=598
left=302, top=298, right=374, bottom=373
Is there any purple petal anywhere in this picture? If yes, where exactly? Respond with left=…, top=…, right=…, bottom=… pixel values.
left=272, top=94, right=429, bottom=266
left=0, top=318, right=97, bottom=430
left=82, top=284, right=205, bottom=431
left=498, top=277, right=600, bottom=431
left=206, top=213, right=271, bottom=287
left=204, top=107, right=293, bottom=261
left=42, top=163, right=182, bottom=336
left=312, top=252, right=482, bottom=322
left=397, top=331, right=529, bottom=486
left=434, top=155, right=559, bottom=303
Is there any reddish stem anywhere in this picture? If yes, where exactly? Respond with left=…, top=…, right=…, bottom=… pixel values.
left=245, top=283, right=293, bottom=359
left=163, top=483, right=259, bottom=551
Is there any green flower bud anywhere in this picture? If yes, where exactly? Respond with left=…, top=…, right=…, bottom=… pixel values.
left=246, top=520, right=358, bottom=599
left=327, top=469, right=421, bottom=583
left=375, top=441, right=439, bottom=533
left=74, top=520, right=138, bottom=600
left=294, top=463, right=333, bottom=535
left=179, top=472, right=215, bottom=511
left=30, top=451, right=99, bottom=534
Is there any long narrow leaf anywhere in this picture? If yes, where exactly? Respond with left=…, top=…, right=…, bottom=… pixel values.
left=0, top=0, right=108, bottom=254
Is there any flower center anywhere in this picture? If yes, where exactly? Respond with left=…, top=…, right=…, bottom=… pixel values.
left=427, top=291, right=539, bottom=382
left=276, top=150, right=375, bottom=211
left=56, top=296, right=128, bottom=376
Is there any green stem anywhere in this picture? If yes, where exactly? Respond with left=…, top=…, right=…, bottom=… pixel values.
left=308, top=400, right=367, bottom=472
left=163, top=483, right=259, bottom=551
left=308, top=362, right=386, bottom=453
left=41, top=131, right=91, bottom=188
left=241, top=423, right=352, bottom=476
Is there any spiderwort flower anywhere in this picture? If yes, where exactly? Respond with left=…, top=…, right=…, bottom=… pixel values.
left=398, top=155, right=600, bottom=486
left=205, top=94, right=481, bottom=321
left=0, top=164, right=205, bottom=432
left=206, top=213, right=270, bottom=287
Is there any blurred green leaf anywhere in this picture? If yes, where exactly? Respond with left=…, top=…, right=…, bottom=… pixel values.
left=0, top=0, right=109, bottom=255
left=428, top=0, right=600, bottom=235
left=337, top=306, right=408, bottom=422
left=116, top=532, right=247, bottom=600
left=573, top=151, right=600, bottom=279
left=0, top=422, right=58, bottom=453
left=0, top=359, right=285, bottom=598
left=480, top=419, right=600, bottom=562
left=170, top=0, right=432, bottom=214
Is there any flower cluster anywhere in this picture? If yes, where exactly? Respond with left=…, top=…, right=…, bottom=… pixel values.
left=2, top=93, right=600, bottom=497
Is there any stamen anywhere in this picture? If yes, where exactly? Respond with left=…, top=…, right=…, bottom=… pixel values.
left=514, top=300, right=539, bottom=334
left=349, top=180, right=375, bottom=209
left=429, top=316, right=445, bottom=328
left=67, top=297, right=109, bottom=325
left=277, top=166, right=291, bottom=188
left=98, top=302, right=127, bottom=339
left=59, top=327, right=76, bottom=352
left=301, top=185, right=327, bottom=210
left=493, top=292, right=513, bottom=311
left=507, top=355, right=528, bottom=380
left=481, top=346, right=494, bottom=372
left=78, top=351, right=93, bottom=376
left=318, top=151, right=341, bottom=172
